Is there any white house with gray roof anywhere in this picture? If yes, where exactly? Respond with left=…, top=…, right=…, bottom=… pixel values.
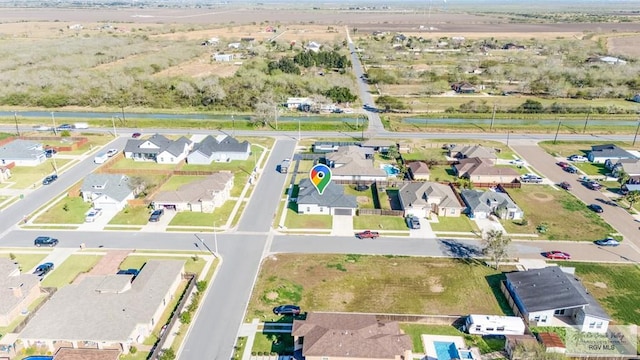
left=505, top=267, right=610, bottom=333
left=80, top=174, right=136, bottom=211
left=0, top=139, right=46, bottom=167
left=296, top=178, right=357, bottom=216
left=19, top=260, right=185, bottom=354
left=187, top=135, right=250, bottom=165
left=460, top=189, right=523, bottom=220
left=124, top=134, right=192, bottom=164
left=324, top=146, right=387, bottom=182
left=0, top=258, right=41, bottom=326
left=398, top=182, right=464, bottom=218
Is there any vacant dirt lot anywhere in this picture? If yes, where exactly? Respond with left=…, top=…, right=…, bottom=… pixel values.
left=607, top=34, right=640, bottom=58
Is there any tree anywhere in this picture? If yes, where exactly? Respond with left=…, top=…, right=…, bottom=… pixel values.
left=159, top=348, right=176, bottom=360
left=617, top=169, right=630, bottom=186
left=481, top=229, right=511, bottom=270
left=386, top=144, right=400, bottom=160
left=624, top=190, right=640, bottom=209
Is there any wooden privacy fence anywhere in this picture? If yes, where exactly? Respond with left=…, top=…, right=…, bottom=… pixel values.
left=358, top=208, right=404, bottom=216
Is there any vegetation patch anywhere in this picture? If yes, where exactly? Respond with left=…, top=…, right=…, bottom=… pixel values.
left=353, top=214, right=406, bottom=231
left=399, top=324, right=505, bottom=354
left=0, top=252, right=48, bottom=273
left=109, top=205, right=152, bottom=225
left=284, top=211, right=332, bottom=229
left=430, top=216, right=479, bottom=233
left=41, top=254, right=102, bottom=288
left=32, top=196, right=92, bottom=224
left=251, top=333, right=295, bottom=356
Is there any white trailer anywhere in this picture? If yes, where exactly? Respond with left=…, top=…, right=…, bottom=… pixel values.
left=464, top=314, right=525, bottom=336
left=74, top=122, right=89, bottom=129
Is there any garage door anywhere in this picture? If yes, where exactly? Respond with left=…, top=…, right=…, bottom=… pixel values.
left=333, top=208, right=352, bottom=216
left=95, top=201, right=120, bottom=211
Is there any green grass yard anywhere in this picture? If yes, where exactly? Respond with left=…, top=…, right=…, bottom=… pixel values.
left=109, top=205, right=151, bottom=225
left=399, top=324, right=505, bottom=354
left=353, top=214, right=406, bottom=231
left=251, top=333, right=295, bottom=355
left=168, top=200, right=235, bottom=227
left=41, top=254, right=102, bottom=288
left=32, top=196, right=92, bottom=224
left=0, top=252, right=48, bottom=272
left=284, top=209, right=332, bottom=230
left=430, top=216, right=478, bottom=233
left=119, top=254, right=207, bottom=276
left=9, top=159, right=72, bottom=189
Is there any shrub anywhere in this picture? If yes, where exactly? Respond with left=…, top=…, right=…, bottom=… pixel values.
left=196, top=280, right=207, bottom=292
left=180, top=311, right=192, bottom=324
left=129, top=346, right=138, bottom=354
left=9, top=253, right=15, bottom=260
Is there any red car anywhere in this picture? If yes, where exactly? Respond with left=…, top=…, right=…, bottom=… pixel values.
left=355, top=230, right=380, bottom=239
left=556, top=161, right=570, bottom=168
left=132, top=132, right=142, bottom=138
left=543, top=251, right=571, bottom=260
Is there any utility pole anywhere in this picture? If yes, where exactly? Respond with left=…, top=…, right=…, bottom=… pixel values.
left=554, top=120, right=562, bottom=144
left=633, top=115, right=640, bottom=146
left=14, top=111, right=19, bottom=136
left=232, top=114, right=235, bottom=137
left=490, top=104, right=496, bottom=131
left=213, top=221, right=219, bottom=258
left=582, top=107, right=591, bottom=134
left=51, top=112, right=57, bottom=136
left=274, top=105, right=278, bottom=130
left=111, top=116, right=118, bottom=137
left=506, top=131, right=511, bottom=147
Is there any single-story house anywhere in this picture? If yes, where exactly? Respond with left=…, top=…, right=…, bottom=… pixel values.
left=449, top=145, right=497, bottom=163
left=153, top=172, right=233, bottom=212
left=454, top=157, right=520, bottom=184
left=228, top=42, right=241, bottom=49
left=306, top=41, right=321, bottom=52
left=325, top=146, right=387, bottom=182
left=398, top=182, right=464, bottom=218
left=291, top=312, right=412, bottom=360
left=505, top=267, right=610, bottom=333
left=407, top=161, right=430, bottom=181
left=608, top=158, right=640, bottom=180
left=0, top=139, right=46, bottom=167
left=212, top=53, right=234, bottom=62
left=451, top=81, right=476, bottom=93
left=588, top=144, right=635, bottom=164
left=285, top=97, right=312, bottom=110
left=361, top=139, right=395, bottom=154
left=296, top=178, right=357, bottom=216
left=52, top=348, right=121, bottom=360
left=0, top=258, right=41, bottom=326
left=19, top=260, right=185, bottom=354
left=80, top=174, right=137, bottom=211
left=312, top=141, right=360, bottom=153
left=461, top=189, right=523, bottom=220
left=124, top=134, right=192, bottom=164
left=187, top=135, right=250, bottom=165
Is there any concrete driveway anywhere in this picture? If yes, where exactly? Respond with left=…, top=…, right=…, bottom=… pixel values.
left=332, top=215, right=354, bottom=236
left=513, top=143, right=640, bottom=254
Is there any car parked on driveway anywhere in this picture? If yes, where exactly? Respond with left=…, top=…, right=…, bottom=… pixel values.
left=42, top=174, right=58, bottom=185
left=33, top=262, right=54, bottom=278
left=569, top=155, right=588, bottom=162
left=85, top=208, right=103, bottom=223
left=45, top=148, right=57, bottom=158
left=148, top=209, right=164, bottom=222
left=106, top=148, right=119, bottom=157
left=272, top=305, right=301, bottom=315
left=588, top=204, right=604, bottom=213
left=132, top=132, right=142, bottom=138
left=594, top=237, right=620, bottom=247
left=406, top=216, right=421, bottom=229
left=543, top=251, right=571, bottom=260
left=34, top=236, right=58, bottom=247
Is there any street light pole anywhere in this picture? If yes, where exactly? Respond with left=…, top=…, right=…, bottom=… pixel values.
left=14, top=111, right=19, bottom=136
left=553, top=120, right=562, bottom=144
left=633, top=119, right=640, bottom=146
left=51, top=112, right=57, bottom=136
left=111, top=116, right=118, bottom=137
left=213, top=221, right=219, bottom=258
left=582, top=107, right=591, bottom=134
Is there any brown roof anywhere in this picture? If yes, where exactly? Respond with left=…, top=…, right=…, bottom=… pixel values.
left=505, top=334, right=538, bottom=350
left=154, top=172, right=233, bottom=203
left=54, top=348, right=120, bottom=360
left=454, top=157, right=519, bottom=177
left=408, top=161, right=430, bottom=175
left=292, top=312, right=412, bottom=359
left=537, top=332, right=565, bottom=349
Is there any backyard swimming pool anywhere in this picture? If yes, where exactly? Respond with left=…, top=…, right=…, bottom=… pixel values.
left=381, top=164, right=399, bottom=176
left=22, top=356, right=53, bottom=360
left=434, top=341, right=473, bottom=360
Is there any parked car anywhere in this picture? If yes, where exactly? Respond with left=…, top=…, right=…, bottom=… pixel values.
left=556, top=161, right=570, bottom=168
left=559, top=181, right=572, bottom=190
left=510, top=158, right=525, bottom=166
left=132, top=132, right=142, bottom=138
left=57, top=124, right=73, bottom=131
left=588, top=204, right=604, bottom=213
left=355, top=230, right=380, bottom=239
left=45, top=148, right=57, bottom=158
left=85, top=208, right=103, bottom=223
left=594, top=237, right=620, bottom=247
left=272, top=305, right=301, bottom=315
left=569, top=155, right=588, bottom=162
left=117, top=268, right=140, bottom=278
left=543, top=251, right=571, bottom=260
left=34, top=236, right=58, bottom=247
left=520, top=174, right=543, bottom=183
left=33, top=125, right=52, bottom=131
left=106, top=148, right=119, bottom=157
left=564, top=166, right=578, bottom=174
left=42, top=174, right=58, bottom=185
left=586, top=181, right=602, bottom=190
left=406, top=216, right=421, bottom=229
left=148, top=209, right=164, bottom=222
left=33, top=262, right=54, bottom=278
left=94, top=152, right=109, bottom=164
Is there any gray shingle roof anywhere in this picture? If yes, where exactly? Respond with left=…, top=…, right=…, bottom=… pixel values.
left=19, top=260, right=185, bottom=343
left=297, top=178, right=357, bottom=208
left=0, top=139, right=44, bottom=161
left=461, top=189, right=520, bottom=213
left=81, top=174, right=135, bottom=202
left=506, top=267, right=609, bottom=320
left=590, top=144, right=634, bottom=159
left=0, top=258, right=40, bottom=316
left=191, top=135, right=250, bottom=157
left=124, top=134, right=191, bottom=157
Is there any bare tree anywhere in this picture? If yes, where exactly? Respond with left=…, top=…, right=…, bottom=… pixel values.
left=481, top=229, right=511, bottom=270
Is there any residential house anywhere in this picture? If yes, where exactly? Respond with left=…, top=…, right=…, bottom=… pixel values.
left=286, top=97, right=312, bottom=110
left=0, top=139, right=46, bottom=167
left=588, top=144, right=635, bottom=164
left=609, top=158, right=640, bottom=182
left=291, top=312, right=412, bottom=360
left=0, top=165, right=11, bottom=183
left=52, top=348, right=121, bottom=360
left=296, top=178, right=357, bottom=216
left=306, top=41, right=321, bottom=52
left=124, top=134, right=192, bottom=164
left=461, top=189, right=523, bottom=220
left=153, top=172, right=233, bottom=212
left=201, top=37, right=219, bottom=46
left=398, top=182, right=464, bottom=218
left=312, top=141, right=360, bottom=153
left=361, top=139, right=395, bottom=154
left=80, top=174, right=137, bottom=211
left=504, top=266, right=611, bottom=333
left=187, top=135, right=250, bottom=165
left=451, top=82, right=476, bottom=93
left=324, top=146, right=387, bottom=182
left=449, top=144, right=497, bottom=163
left=0, top=258, right=41, bottom=326
left=454, top=157, right=520, bottom=184
left=212, top=53, right=234, bottom=62
left=407, top=161, right=430, bottom=181
left=19, top=260, right=185, bottom=354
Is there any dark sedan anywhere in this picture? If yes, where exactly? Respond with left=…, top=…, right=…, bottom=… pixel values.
left=588, top=204, right=604, bottom=213
left=42, top=174, right=58, bottom=185
left=273, top=305, right=301, bottom=315
left=33, top=262, right=54, bottom=278
left=594, top=237, right=620, bottom=247
left=148, top=209, right=164, bottom=222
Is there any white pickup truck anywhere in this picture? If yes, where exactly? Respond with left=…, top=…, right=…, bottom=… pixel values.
left=74, top=122, right=89, bottom=129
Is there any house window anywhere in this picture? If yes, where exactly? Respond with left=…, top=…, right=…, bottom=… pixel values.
left=475, top=325, right=481, bottom=331
left=320, top=207, right=323, bottom=212
left=534, top=316, right=540, bottom=321
left=497, top=326, right=505, bottom=331
left=596, top=322, right=603, bottom=329
left=554, top=309, right=565, bottom=315
left=486, top=327, right=494, bottom=332
left=589, top=322, right=596, bottom=329
left=306, top=207, right=310, bottom=212
left=540, top=316, right=548, bottom=323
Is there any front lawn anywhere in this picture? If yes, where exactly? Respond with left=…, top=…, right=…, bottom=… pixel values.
left=41, top=254, right=102, bottom=288
left=168, top=201, right=235, bottom=227
left=573, top=162, right=608, bottom=176
left=251, top=333, right=295, bottom=355
left=399, top=324, right=505, bottom=354
left=119, top=254, right=207, bottom=276
left=284, top=210, right=332, bottom=229
left=110, top=159, right=177, bottom=170
left=9, top=159, right=72, bottom=189
left=430, top=216, right=478, bottom=233
left=109, top=205, right=151, bottom=225
left=32, top=196, right=92, bottom=224
left=502, top=186, right=615, bottom=241
left=0, top=252, right=48, bottom=272
left=538, top=140, right=631, bottom=158
left=246, top=255, right=509, bottom=322
left=353, top=214, right=407, bottom=231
